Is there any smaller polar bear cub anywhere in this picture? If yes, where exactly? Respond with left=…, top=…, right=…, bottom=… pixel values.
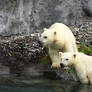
left=59, top=52, right=92, bottom=84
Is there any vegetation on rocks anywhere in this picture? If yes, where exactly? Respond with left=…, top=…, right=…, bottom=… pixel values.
left=78, top=43, right=92, bottom=55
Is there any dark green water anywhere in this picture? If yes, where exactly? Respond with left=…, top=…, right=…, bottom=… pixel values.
left=0, top=79, right=92, bottom=92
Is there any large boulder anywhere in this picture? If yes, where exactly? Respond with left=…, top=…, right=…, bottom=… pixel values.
left=0, top=0, right=89, bottom=35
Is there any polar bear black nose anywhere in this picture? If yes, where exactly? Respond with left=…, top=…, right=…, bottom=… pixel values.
left=60, top=63, right=64, bottom=68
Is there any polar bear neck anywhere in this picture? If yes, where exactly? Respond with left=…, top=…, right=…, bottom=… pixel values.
left=70, top=66, right=80, bottom=81
left=70, top=55, right=86, bottom=81
left=51, top=39, right=65, bottom=51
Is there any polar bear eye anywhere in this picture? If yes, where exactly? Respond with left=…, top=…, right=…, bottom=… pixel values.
left=65, top=58, right=69, bottom=61
left=43, top=36, right=47, bottom=39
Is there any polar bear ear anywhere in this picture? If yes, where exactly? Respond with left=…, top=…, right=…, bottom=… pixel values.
left=73, top=54, right=76, bottom=58
left=54, top=31, right=56, bottom=35
left=44, top=28, right=48, bottom=31
left=59, top=52, right=63, bottom=57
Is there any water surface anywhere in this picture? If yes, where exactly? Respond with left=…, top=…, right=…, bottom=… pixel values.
left=0, top=78, right=92, bottom=92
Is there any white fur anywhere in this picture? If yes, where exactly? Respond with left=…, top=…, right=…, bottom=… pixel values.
left=40, top=23, right=78, bottom=68
left=59, top=52, right=92, bottom=84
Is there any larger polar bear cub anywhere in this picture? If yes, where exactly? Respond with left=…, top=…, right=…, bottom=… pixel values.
left=40, top=23, right=78, bottom=68
left=59, top=52, right=92, bottom=84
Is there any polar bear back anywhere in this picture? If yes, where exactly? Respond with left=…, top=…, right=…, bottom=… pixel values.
left=49, top=23, right=75, bottom=41
left=48, top=23, right=77, bottom=51
left=76, top=53, right=92, bottom=68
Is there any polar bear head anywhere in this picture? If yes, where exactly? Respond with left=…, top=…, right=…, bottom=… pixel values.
left=39, top=28, right=57, bottom=46
left=59, top=52, right=76, bottom=67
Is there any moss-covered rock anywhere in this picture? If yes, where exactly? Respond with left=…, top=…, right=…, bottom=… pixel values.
left=78, top=43, right=92, bottom=55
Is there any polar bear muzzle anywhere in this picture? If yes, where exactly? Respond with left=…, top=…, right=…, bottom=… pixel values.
left=60, top=63, right=65, bottom=68
left=54, top=31, right=56, bottom=35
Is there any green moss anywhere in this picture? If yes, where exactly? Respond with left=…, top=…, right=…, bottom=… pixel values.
left=66, top=68, right=71, bottom=73
left=40, top=53, right=51, bottom=65
left=78, top=43, right=92, bottom=54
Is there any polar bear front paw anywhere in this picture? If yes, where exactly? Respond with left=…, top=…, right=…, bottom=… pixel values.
left=51, top=63, right=61, bottom=68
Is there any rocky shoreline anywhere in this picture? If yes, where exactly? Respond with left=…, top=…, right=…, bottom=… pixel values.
left=0, top=25, right=91, bottom=83
left=0, top=33, right=74, bottom=83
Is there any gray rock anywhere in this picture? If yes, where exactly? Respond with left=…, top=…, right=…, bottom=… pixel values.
left=71, top=22, right=92, bottom=46
left=81, top=0, right=92, bottom=17
left=0, top=0, right=82, bottom=35
left=0, top=0, right=92, bottom=37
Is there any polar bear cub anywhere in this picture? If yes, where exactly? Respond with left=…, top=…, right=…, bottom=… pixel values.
left=40, top=23, right=78, bottom=68
left=59, top=52, right=92, bottom=84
